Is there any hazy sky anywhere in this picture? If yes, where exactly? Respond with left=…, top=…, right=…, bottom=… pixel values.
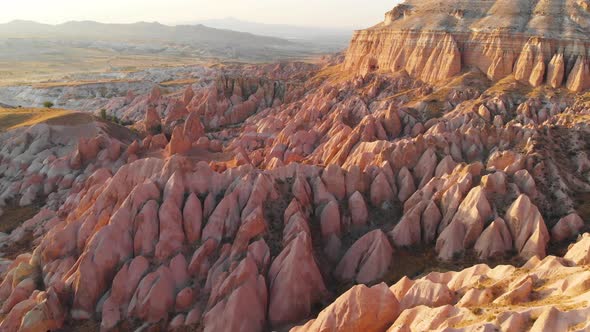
left=2, top=0, right=398, bottom=28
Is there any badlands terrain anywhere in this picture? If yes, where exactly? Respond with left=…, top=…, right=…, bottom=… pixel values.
left=1, top=0, right=590, bottom=331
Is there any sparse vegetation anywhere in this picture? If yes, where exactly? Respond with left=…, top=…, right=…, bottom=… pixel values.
left=99, top=109, right=133, bottom=126
left=43, top=101, right=54, bottom=108
left=153, top=123, right=163, bottom=134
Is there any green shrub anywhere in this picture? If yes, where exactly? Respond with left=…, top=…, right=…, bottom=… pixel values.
left=43, top=101, right=54, bottom=108
left=154, top=124, right=163, bottom=134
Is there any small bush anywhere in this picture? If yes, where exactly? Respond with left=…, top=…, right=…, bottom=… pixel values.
left=43, top=101, right=54, bottom=108
left=153, top=124, right=163, bottom=134
left=100, top=109, right=107, bottom=120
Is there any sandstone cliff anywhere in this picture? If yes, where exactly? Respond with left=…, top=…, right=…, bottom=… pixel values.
left=345, top=0, right=590, bottom=91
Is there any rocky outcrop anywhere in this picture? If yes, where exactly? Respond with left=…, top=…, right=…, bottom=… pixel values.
left=345, top=1, right=590, bottom=91
left=504, top=195, right=550, bottom=259
left=436, top=186, right=492, bottom=260
left=551, top=213, right=584, bottom=243
left=334, top=230, right=393, bottom=284
left=474, top=218, right=513, bottom=259
left=346, top=30, right=461, bottom=83
left=292, top=283, right=399, bottom=332
left=566, top=56, right=590, bottom=92
left=297, top=234, right=590, bottom=331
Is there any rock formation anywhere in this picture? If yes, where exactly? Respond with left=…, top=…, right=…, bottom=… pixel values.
left=345, top=0, right=590, bottom=91
left=0, top=2, right=590, bottom=331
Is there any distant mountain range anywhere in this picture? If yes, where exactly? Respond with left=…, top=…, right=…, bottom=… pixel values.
left=0, top=19, right=351, bottom=84
left=195, top=17, right=353, bottom=44
left=0, top=20, right=293, bottom=47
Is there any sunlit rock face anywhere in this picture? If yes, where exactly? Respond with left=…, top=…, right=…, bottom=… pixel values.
left=345, top=0, right=590, bottom=91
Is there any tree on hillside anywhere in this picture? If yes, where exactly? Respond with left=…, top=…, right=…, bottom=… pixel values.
left=43, top=101, right=54, bottom=108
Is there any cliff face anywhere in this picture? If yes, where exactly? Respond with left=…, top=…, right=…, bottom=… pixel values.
left=345, top=0, right=590, bottom=91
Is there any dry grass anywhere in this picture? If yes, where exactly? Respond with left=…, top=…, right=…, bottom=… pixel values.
left=160, top=78, right=199, bottom=87
left=309, top=64, right=356, bottom=86
left=0, top=107, right=97, bottom=132
left=0, top=204, right=39, bottom=234
left=32, top=79, right=140, bottom=89
left=0, top=51, right=207, bottom=86
left=0, top=107, right=76, bottom=132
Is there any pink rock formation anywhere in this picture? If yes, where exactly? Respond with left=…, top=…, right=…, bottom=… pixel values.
left=155, top=199, right=185, bottom=260
left=474, top=218, right=513, bottom=259
left=320, top=200, right=341, bottom=238
left=348, top=191, right=368, bottom=227
left=390, top=201, right=426, bottom=247
left=128, top=266, right=175, bottom=323
left=399, top=279, right=455, bottom=310
left=292, top=283, right=400, bottom=332
left=397, top=167, right=415, bottom=203
left=436, top=186, right=492, bottom=260
left=203, top=256, right=267, bottom=332
left=2, top=5, right=590, bottom=330
left=183, top=111, right=205, bottom=142
left=504, top=195, right=550, bottom=259
left=144, top=106, right=161, bottom=132
left=268, top=233, right=327, bottom=328
left=370, top=171, right=395, bottom=208
left=551, top=213, right=584, bottom=243
left=168, top=126, right=192, bottom=156
left=322, top=164, right=346, bottom=200
left=334, top=230, right=393, bottom=284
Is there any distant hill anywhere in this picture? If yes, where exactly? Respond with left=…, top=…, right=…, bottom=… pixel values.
left=0, top=20, right=292, bottom=47
left=0, top=20, right=337, bottom=84
left=196, top=17, right=353, bottom=45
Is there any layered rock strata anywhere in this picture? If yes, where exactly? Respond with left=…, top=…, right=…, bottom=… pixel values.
left=345, top=0, right=590, bottom=91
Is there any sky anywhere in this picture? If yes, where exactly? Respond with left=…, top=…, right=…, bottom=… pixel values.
left=1, top=0, right=399, bottom=29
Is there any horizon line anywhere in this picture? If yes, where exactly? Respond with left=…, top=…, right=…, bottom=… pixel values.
left=0, top=17, right=360, bottom=31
